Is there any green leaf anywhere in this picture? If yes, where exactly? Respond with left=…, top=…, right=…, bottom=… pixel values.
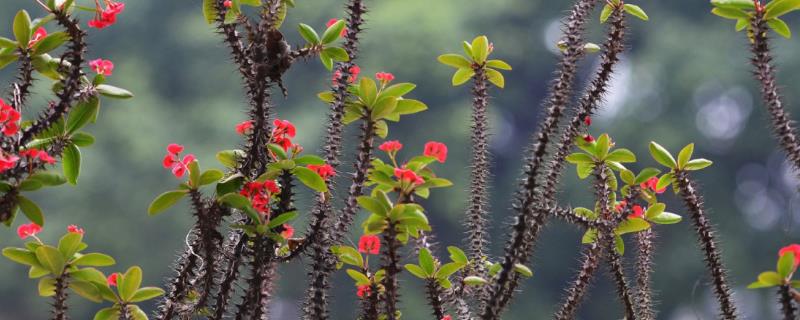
left=620, top=170, right=635, bottom=185
left=69, top=267, right=107, bottom=284
left=267, top=211, right=298, bottom=229
left=574, top=207, right=597, bottom=220
left=711, top=7, right=751, bottom=20
left=93, top=307, right=120, bottom=320
left=736, top=18, right=749, bottom=31
left=765, top=0, right=800, bottom=19
left=394, top=99, right=428, bottom=115
left=218, top=193, right=251, bottom=210
left=17, top=196, right=44, bottom=226
left=130, top=287, right=165, bottom=302
left=0, top=37, right=16, bottom=48
left=656, top=173, right=675, bottom=191
left=346, top=269, right=371, bottom=285
left=437, top=54, right=472, bottom=68
left=779, top=251, right=795, bottom=278
left=119, top=266, right=142, bottom=301
left=13, top=10, right=32, bottom=48
left=357, top=196, right=388, bottom=216
left=321, top=20, right=345, bottom=44
left=576, top=162, right=594, bottom=179
left=615, top=235, right=625, bottom=255
left=66, top=96, right=100, bottom=134
left=33, top=31, right=69, bottom=55
left=600, top=4, right=614, bottom=23
left=3, top=247, right=41, bottom=266
left=147, top=190, right=188, bottom=216
left=747, top=280, right=776, bottom=289
left=372, top=97, right=398, bottom=121
left=624, top=4, right=649, bottom=21
left=323, top=47, right=349, bottom=62
left=566, top=153, right=594, bottom=164
left=70, top=132, right=95, bottom=147
left=634, top=168, right=661, bottom=184
left=486, top=59, right=512, bottom=70
left=319, top=53, right=333, bottom=71
left=649, top=142, right=676, bottom=169
left=39, top=277, right=56, bottom=296
left=217, top=149, right=244, bottom=168
left=29, top=172, right=67, bottom=186
left=447, top=246, right=468, bottom=264
left=485, top=68, right=505, bottom=88
left=419, top=248, right=435, bottom=275
left=513, top=263, right=533, bottom=277
left=72, top=253, right=115, bottom=267
left=318, top=91, right=334, bottom=103
left=35, top=245, right=65, bottom=275
left=294, top=155, right=325, bottom=166
left=615, top=218, right=650, bottom=235
left=69, top=280, right=102, bottom=302
left=677, top=143, right=694, bottom=169
left=768, top=18, right=792, bottom=38
left=405, top=264, right=428, bottom=278
left=464, top=276, right=488, bottom=286
left=436, top=262, right=462, bottom=280
left=644, top=203, right=666, bottom=220
left=19, top=179, right=43, bottom=191
left=711, top=0, right=756, bottom=9
left=58, top=232, right=82, bottom=260
left=381, top=83, right=416, bottom=98
left=331, top=245, right=363, bottom=268
left=648, top=212, right=682, bottom=224
left=297, top=23, right=320, bottom=44
left=360, top=77, right=378, bottom=107
left=452, top=68, right=475, bottom=86
left=0, top=52, right=18, bottom=70
left=199, top=169, right=224, bottom=186
left=293, top=166, right=328, bottom=192
left=202, top=0, right=217, bottom=24
left=758, top=271, right=783, bottom=286
left=471, top=35, right=490, bottom=63
left=96, top=84, right=134, bottom=99
left=62, top=144, right=81, bottom=185
left=606, top=149, right=636, bottom=163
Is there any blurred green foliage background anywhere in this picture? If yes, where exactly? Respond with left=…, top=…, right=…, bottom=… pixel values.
left=2, top=0, right=800, bottom=319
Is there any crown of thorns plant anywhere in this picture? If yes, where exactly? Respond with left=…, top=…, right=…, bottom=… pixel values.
left=2, top=0, right=800, bottom=319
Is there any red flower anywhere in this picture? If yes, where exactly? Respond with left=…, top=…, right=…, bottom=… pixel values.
left=629, top=205, right=644, bottom=219
left=641, top=177, right=666, bottom=194
left=29, top=27, right=47, bottom=48
left=89, top=1, right=125, bottom=29
left=375, top=72, right=395, bottom=84
left=358, top=235, right=381, bottom=255
left=235, top=120, right=254, bottom=135
left=583, top=134, right=595, bottom=143
left=332, top=65, right=361, bottom=85
left=281, top=224, right=294, bottom=239
left=67, top=225, right=85, bottom=235
left=0, top=153, right=20, bottom=173
left=441, top=316, right=452, bottom=320
left=240, top=181, right=280, bottom=215
left=394, top=167, right=424, bottom=185
left=107, top=273, right=119, bottom=286
left=584, top=115, right=592, bottom=126
left=0, top=98, right=21, bottom=136
left=20, top=149, right=56, bottom=165
left=162, top=144, right=196, bottom=178
left=271, top=119, right=297, bottom=151
left=89, top=59, right=114, bottom=76
left=780, top=244, right=800, bottom=269
left=308, top=164, right=335, bottom=181
left=379, top=140, right=403, bottom=153
left=423, top=141, right=448, bottom=163
left=223, top=0, right=233, bottom=8
left=614, top=200, right=627, bottom=213
left=16, top=223, right=42, bottom=240
left=326, top=18, right=346, bottom=37
left=356, top=284, right=371, bottom=298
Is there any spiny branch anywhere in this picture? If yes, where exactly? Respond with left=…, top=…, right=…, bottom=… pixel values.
left=465, top=65, right=492, bottom=271
left=634, top=229, right=656, bottom=320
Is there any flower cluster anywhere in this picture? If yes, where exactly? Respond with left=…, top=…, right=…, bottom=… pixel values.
left=0, top=153, right=19, bottom=173
left=16, top=223, right=42, bottom=240
left=358, top=234, right=381, bottom=255
left=641, top=176, right=666, bottom=194
left=89, top=59, right=114, bottom=76
left=423, top=141, right=448, bottom=163
left=235, top=120, right=254, bottom=135
left=780, top=244, right=800, bottom=269
left=88, top=0, right=126, bottom=29
left=20, top=148, right=56, bottom=165
left=162, top=144, right=196, bottom=178
left=0, top=98, right=21, bottom=136
left=308, top=164, right=335, bottom=181
left=29, top=27, right=47, bottom=48
left=332, top=65, right=361, bottom=85
left=271, top=119, right=297, bottom=151
left=67, top=224, right=85, bottom=235
left=240, top=180, right=281, bottom=215
left=326, top=18, right=347, bottom=37
left=375, top=72, right=395, bottom=85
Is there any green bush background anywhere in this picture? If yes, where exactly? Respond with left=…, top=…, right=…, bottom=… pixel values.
left=1, top=0, right=800, bottom=318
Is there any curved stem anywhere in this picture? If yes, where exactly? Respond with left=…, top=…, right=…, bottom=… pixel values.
left=674, top=170, right=738, bottom=319
left=481, top=1, right=599, bottom=317
left=750, top=12, right=800, bottom=181
left=634, top=229, right=656, bottom=320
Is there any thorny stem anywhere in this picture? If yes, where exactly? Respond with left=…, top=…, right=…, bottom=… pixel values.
left=634, top=229, right=656, bottom=320
left=779, top=284, right=797, bottom=320
left=52, top=274, right=69, bottom=320
left=426, top=280, right=447, bottom=320
left=211, top=228, right=247, bottom=320
left=381, top=220, right=403, bottom=320
left=606, top=244, right=636, bottom=320
left=481, top=1, right=598, bottom=317
left=155, top=232, right=201, bottom=320
left=359, top=282, right=381, bottom=320
left=465, top=65, right=492, bottom=272
left=674, top=170, right=738, bottom=319
left=749, top=12, right=800, bottom=182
